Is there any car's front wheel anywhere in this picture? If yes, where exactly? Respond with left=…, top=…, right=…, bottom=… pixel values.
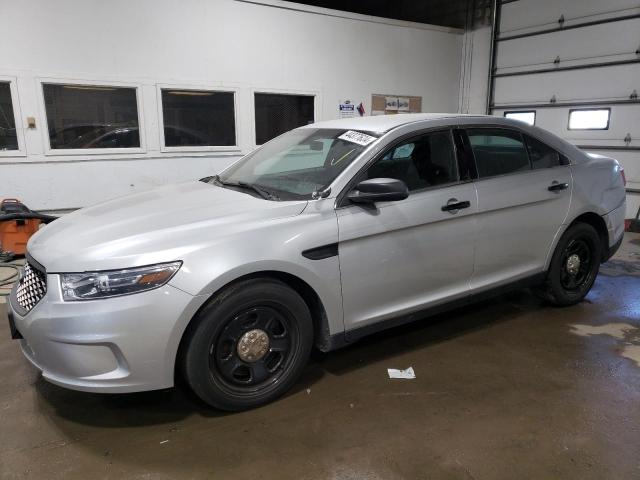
left=181, top=278, right=313, bottom=411
left=536, top=222, right=602, bottom=306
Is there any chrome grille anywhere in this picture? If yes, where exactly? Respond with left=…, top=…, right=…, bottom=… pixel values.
left=16, top=262, right=47, bottom=312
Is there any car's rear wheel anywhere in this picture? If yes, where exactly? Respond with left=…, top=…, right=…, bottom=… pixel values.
left=181, top=278, right=313, bottom=411
left=536, top=223, right=602, bottom=306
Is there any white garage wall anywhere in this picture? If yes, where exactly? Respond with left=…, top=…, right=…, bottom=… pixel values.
left=0, top=0, right=463, bottom=210
left=490, top=0, right=640, bottom=219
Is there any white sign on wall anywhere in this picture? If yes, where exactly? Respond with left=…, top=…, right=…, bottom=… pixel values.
left=339, top=100, right=356, bottom=118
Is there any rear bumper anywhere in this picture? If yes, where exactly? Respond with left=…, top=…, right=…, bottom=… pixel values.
left=602, top=202, right=626, bottom=261
left=8, top=275, right=206, bottom=393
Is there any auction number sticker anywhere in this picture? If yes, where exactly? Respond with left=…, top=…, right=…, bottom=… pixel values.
left=338, top=130, right=377, bottom=146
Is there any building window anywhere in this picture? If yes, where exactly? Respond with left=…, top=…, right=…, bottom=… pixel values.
left=161, top=89, right=236, bottom=147
left=43, top=83, right=140, bottom=149
left=254, top=93, right=314, bottom=145
left=0, top=82, right=18, bottom=151
left=568, top=108, right=610, bottom=130
left=504, top=110, right=535, bottom=126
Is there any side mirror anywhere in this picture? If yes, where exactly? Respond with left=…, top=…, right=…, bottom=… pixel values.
left=347, top=178, right=409, bottom=204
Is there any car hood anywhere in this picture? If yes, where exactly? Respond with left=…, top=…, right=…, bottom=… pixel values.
left=28, top=181, right=308, bottom=272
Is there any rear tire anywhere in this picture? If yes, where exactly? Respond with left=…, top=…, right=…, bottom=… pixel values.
left=536, top=223, right=602, bottom=306
left=181, top=278, right=313, bottom=411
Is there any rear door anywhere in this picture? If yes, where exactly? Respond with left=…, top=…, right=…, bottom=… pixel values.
left=337, top=129, right=478, bottom=332
left=463, top=127, right=572, bottom=291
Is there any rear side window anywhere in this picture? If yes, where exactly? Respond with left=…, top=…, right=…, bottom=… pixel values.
left=466, top=129, right=530, bottom=178
left=524, top=135, right=563, bottom=169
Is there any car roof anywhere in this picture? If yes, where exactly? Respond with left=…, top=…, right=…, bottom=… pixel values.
left=302, top=113, right=497, bottom=134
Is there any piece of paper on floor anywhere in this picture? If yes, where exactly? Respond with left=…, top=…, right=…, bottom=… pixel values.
left=387, top=367, right=415, bottom=379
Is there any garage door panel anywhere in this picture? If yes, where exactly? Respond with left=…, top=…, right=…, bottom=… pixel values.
left=493, top=63, right=640, bottom=104
left=500, top=0, right=640, bottom=35
left=496, top=18, right=640, bottom=72
left=494, top=106, right=640, bottom=145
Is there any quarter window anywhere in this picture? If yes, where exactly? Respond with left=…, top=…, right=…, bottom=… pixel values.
left=161, top=89, right=236, bottom=147
left=467, top=129, right=530, bottom=178
left=0, top=82, right=18, bottom=151
left=366, top=130, right=458, bottom=191
left=254, top=93, right=314, bottom=145
left=524, top=135, right=564, bottom=169
left=43, top=84, right=140, bottom=149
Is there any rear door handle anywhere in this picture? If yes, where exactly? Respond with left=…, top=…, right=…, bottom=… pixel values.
left=441, top=199, right=471, bottom=212
left=548, top=182, right=569, bottom=192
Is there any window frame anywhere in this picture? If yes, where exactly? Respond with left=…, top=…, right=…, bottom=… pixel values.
left=251, top=87, right=320, bottom=148
left=462, top=125, right=569, bottom=181
left=37, top=78, right=146, bottom=156
left=0, top=76, right=26, bottom=158
left=567, top=107, right=611, bottom=131
left=336, top=127, right=467, bottom=208
left=156, top=83, right=241, bottom=153
left=503, top=110, right=536, bottom=126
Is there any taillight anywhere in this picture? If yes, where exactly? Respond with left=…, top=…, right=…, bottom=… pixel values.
left=621, top=168, right=626, bottom=187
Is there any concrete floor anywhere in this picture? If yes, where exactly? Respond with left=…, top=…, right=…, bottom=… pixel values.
left=1, top=235, right=639, bottom=479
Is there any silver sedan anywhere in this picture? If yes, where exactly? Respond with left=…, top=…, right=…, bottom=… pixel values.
left=7, top=113, right=626, bottom=410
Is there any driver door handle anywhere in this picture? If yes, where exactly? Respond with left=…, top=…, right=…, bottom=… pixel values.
left=548, top=182, right=569, bottom=192
left=441, top=200, right=471, bottom=212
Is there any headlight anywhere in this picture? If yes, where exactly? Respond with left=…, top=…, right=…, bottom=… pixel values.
left=60, top=261, right=182, bottom=301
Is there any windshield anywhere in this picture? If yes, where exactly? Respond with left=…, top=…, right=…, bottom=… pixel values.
left=214, top=128, right=378, bottom=200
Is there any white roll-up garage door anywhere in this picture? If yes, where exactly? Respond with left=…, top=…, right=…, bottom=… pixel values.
left=488, top=0, right=640, bottom=219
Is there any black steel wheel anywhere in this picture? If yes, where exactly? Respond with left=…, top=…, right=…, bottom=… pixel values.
left=536, top=223, right=601, bottom=306
left=211, top=306, right=294, bottom=390
left=181, top=278, right=313, bottom=411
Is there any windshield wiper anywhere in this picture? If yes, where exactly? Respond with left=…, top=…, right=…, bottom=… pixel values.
left=211, top=175, right=279, bottom=200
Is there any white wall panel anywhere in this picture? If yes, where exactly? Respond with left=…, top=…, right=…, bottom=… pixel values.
left=0, top=0, right=463, bottom=209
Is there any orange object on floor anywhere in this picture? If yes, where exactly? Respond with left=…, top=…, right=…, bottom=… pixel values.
left=0, top=199, right=41, bottom=255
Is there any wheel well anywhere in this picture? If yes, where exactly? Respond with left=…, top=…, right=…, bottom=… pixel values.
left=175, top=271, right=330, bottom=381
left=570, top=212, right=608, bottom=261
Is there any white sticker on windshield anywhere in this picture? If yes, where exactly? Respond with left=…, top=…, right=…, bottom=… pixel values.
left=338, top=130, right=377, bottom=147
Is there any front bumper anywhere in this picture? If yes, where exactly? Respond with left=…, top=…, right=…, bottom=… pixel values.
left=8, top=273, right=205, bottom=393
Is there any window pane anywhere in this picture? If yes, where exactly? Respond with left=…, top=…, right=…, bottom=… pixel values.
left=504, top=111, right=535, bottom=126
left=467, top=129, right=530, bottom=178
left=161, top=89, right=235, bottom=147
left=0, top=82, right=18, bottom=151
left=220, top=128, right=372, bottom=200
left=255, top=93, right=314, bottom=145
left=44, top=84, right=139, bottom=149
left=525, top=135, right=562, bottom=169
left=366, top=130, right=458, bottom=191
left=568, top=109, right=610, bottom=130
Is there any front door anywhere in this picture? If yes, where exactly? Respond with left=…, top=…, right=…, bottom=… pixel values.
left=337, top=129, right=478, bottom=333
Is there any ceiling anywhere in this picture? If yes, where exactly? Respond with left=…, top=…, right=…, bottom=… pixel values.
left=288, top=0, right=493, bottom=29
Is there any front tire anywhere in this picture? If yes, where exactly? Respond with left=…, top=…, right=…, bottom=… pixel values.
left=181, top=278, right=313, bottom=411
left=537, top=223, right=602, bottom=306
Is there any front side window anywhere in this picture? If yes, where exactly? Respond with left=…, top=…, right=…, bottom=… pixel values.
left=0, top=82, right=18, bottom=151
left=161, top=89, right=235, bottom=147
left=44, top=84, right=140, bottom=149
left=365, top=130, right=459, bottom=191
left=524, top=135, right=564, bottom=169
left=467, top=129, right=530, bottom=178
left=254, top=93, right=314, bottom=145
left=215, top=128, right=376, bottom=200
